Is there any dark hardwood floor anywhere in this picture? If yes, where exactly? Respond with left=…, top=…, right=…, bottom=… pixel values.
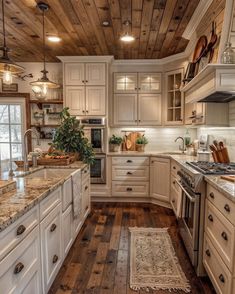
left=49, top=203, right=216, bottom=294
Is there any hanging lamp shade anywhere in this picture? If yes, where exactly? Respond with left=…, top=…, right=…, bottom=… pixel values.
left=30, top=2, right=59, bottom=98
left=0, top=0, right=24, bottom=84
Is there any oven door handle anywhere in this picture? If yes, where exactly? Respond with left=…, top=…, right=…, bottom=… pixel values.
left=177, top=180, right=196, bottom=203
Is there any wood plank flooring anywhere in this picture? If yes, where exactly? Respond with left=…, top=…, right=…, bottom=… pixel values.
left=49, top=203, right=216, bottom=294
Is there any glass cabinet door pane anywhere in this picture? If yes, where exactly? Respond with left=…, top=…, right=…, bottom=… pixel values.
left=114, top=74, right=137, bottom=92
left=139, top=74, right=161, bottom=92
left=151, top=82, right=160, bottom=91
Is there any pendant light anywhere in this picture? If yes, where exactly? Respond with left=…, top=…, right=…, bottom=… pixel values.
left=120, top=21, right=135, bottom=43
left=0, top=0, right=24, bottom=84
left=30, top=2, right=59, bottom=99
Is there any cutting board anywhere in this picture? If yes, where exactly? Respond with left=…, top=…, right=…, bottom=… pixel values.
left=221, top=175, right=235, bottom=183
left=123, top=132, right=142, bottom=151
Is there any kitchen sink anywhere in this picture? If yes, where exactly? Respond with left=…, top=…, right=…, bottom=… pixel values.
left=17, top=168, right=78, bottom=179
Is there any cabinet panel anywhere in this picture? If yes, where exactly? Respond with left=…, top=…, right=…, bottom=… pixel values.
left=138, top=94, right=161, bottom=125
left=86, top=86, right=106, bottom=116
left=39, top=187, right=61, bottom=220
left=138, top=73, right=161, bottom=93
left=112, top=156, right=149, bottom=166
left=62, top=205, right=73, bottom=258
left=112, top=165, right=149, bottom=182
left=65, top=86, right=85, bottom=116
left=112, top=181, right=149, bottom=197
left=62, top=178, right=72, bottom=212
left=65, top=63, right=85, bottom=86
left=86, top=63, right=106, bottom=85
left=114, top=73, right=138, bottom=93
left=114, top=94, right=137, bottom=125
left=82, top=177, right=90, bottom=218
left=150, top=157, right=170, bottom=203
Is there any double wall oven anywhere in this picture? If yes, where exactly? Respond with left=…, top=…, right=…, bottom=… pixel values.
left=79, top=118, right=106, bottom=184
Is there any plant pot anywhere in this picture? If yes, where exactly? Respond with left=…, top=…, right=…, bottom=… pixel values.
left=136, top=144, right=145, bottom=152
left=110, top=144, right=121, bottom=152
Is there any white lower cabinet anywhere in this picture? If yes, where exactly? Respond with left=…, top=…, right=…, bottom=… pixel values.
left=40, top=203, right=62, bottom=293
left=62, top=204, right=74, bottom=257
left=62, top=178, right=72, bottom=211
left=0, top=226, right=41, bottom=294
left=82, top=177, right=90, bottom=218
left=150, top=157, right=170, bottom=203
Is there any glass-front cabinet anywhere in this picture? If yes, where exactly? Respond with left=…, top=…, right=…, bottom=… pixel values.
left=165, top=69, right=184, bottom=125
left=138, top=73, right=161, bottom=93
left=114, top=73, right=138, bottom=93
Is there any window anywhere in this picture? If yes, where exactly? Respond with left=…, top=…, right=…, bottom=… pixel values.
left=0, top=101, right=25, bottom=171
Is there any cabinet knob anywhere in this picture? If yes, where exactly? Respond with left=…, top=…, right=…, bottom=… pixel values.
left=52, top=254, right=59, bottom=264
left=173, top=181, right=175, bottom=185
left=85, top=185, right=88, bottom=190
left=127, top=160, right=132, bottom=163
left=209, top=192, right=214, bottom=199
left=14, top=262, right=24, bottom=274
left=127, top=171, right=133, bottom=175
left=221, top=231, right=228, bottom=241
left=172, top=199, right=175, bottom=203
left=50, top=223, right=57, bottom=232
left=134, top=87, right=137, bottom=90
left=219, top=274, right=225, bottom=283
left=224, top=204, right=230, bottom=213
left=138, top=120, right=141, bottom=122
left=138, top=87, right=141, bottom=90
left=82, top=110, right=85, bottom=113
left=16, top=224, right=26, bottom=236
left=82, top=80, right=85, bottom=83
left=208, top=214, right=213, bottom=222
left=126, top=187, right=132, bottom=191
left=86, top=110, right=89, bottom=113
left=86, top=80, right=88, bottom=83
left=173, top=166, right=176, bottom=170
left=205, top=249, right=211, bottom=257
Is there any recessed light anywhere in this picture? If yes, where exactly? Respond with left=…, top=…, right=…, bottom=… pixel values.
left=102, top=21, right=110, bottom=26
left=47, top=35, right=61, bottom=42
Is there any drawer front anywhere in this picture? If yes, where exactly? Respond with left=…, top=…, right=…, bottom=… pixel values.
left=82, top=166, right=90, bottom=182
left=40, top=203, right=62, bottom=293
left=62, top=178, right=72, bottom=212
left=0, top=206, right=39, bottom=260
left=207, top=184, right=235, bottom=226
left=112, top=156, right=149, bottom=166
left=112, top=181, right=149, bottom=197
left=40, top=187, right=62, bottom=220
left=112, top=165, right=149, bottom=181
left=203, top=234, right=232, bottom=294
left=0, top=227, right=41, bottom=294
left=62, top=205, right=73, bottom=257
left=205, top=199, right=235, bottom=271
left=82, top=178, right=90, bottom=216
left=171, top=160, right=180, bottom=178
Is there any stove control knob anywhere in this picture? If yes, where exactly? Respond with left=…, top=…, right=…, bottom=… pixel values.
left=191, top=182, right=195, bottom=189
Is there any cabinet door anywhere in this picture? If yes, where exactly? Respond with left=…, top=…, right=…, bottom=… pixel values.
left=150, top=157, right=170, bottom=203
left=40, top=203, right=62, bottom=293
left=86, top=86, right=106, bottom=116
left=64, top=63, right=85, bottom=86
left=114, top=73, right=138, bottom=93
left=113, top=94, right=137, bottom=125
left=62, top=205, right=73, bottom=258
left=85, top=63, right=106, bottom=85
left=62, top=178, right=72, bottom=212
left=138, top=94, right=162, bottom=125
left=138, top=73, right=161, bottom=93
left=65, top=86, right=85, bottom=116
left=82, top=178, right=90, bottom=218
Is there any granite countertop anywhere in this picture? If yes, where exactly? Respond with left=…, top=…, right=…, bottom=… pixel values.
left=205, top=176, right=235, bottom=202
left=0, top=161, right=87, bottom=233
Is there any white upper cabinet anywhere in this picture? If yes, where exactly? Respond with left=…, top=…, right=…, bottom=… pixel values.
left=85, top=63, right=106, bottom=85
left=64, top=63, right=85, bottom=86
left=86, top=86, right=106, bottom=116
left=138, top=94, right=161, bottom=125
left=65, top=86, right=85, bottom=116
left=138, top=73, right=161, bottom=93
left=114, top=73, right=138, bottom=93
left=114, top=94, right=137, bottom=125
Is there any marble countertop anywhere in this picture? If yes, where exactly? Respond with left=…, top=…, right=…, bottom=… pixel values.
left=205, top=176, right=235, bottom=202
left=0, top=161, right=87, bottom=233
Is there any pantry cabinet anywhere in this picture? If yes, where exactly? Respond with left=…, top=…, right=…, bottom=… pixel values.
left=150, top=157, right=170, bottom=204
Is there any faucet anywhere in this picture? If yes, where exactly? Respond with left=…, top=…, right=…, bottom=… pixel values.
left=23, top=129, right=40, bottom=171
left=175, top=136, right=186, bottom=154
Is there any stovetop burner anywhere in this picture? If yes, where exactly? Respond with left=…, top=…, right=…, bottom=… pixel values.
left=186, top=161, right=235, bottom=175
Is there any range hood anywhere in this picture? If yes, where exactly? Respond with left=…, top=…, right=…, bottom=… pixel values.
left=181, top=64, right=235, bottom=103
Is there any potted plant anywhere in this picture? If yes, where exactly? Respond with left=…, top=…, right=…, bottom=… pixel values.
left=136, top=136, right=148, bottom=152
left=109, top=134, right=123, bottom=152
left=52, top=107, right=94, bottom=164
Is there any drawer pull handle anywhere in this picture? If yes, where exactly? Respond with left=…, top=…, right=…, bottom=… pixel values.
left=85, top=185, right=88, bottom=190
left=219, top=274, right=225, bottom=283
left=52, top=254, right=58, bottom=264
left=205, top=249, right=211, bottom=257
left=50, top=223, right=57, bottom=232
left=173, top=166, right=176, bottom=170
left=209, top=192, right=214, bottom=199
left=14, top=262, right=24, bottom=274
left=126, top=187, right=132, bottom=191
left=173, top=181, right=175, bottom=185
left=224, top=204, right=230, bottom=213
left=221, top=231, right=228, bottom=241
left=172, top=199, right=175, bottom=203
left=208, top=214, right=213, bottom=222
left=127, top=160, right=132, bottom=163
left=127, top=171, right=133, bottom=175
left=16, top=225, right=26, bottom=235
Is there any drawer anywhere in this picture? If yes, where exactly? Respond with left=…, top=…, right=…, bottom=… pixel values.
left=0, top=206, right=39, bottom=260
left=62, top=178, right=72, bottom=212
left=82, top=177, right=90, bottom=217
left=112, top=165, right=149, bottom=181
left=112, top=156, right=149, bottom=166
left=207, top=184, right=235, bottom=226
left=0, top=226, right=41, bottom=294
left=82, top=166, right=90, bottom=182
left=171, top=160, right=180, bottom=178
left=205, top=199, right=235, bottom=271
left=112, top=181, right=149, bottom=197
left=203, top=234, right=232, bottom=294
left=40, top=187, right=61, bottom=220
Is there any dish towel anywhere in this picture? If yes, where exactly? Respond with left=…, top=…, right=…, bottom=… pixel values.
left=71, top=170, right=82, bottom=218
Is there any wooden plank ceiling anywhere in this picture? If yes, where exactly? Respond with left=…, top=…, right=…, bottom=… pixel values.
left=0, top=0, right=200, bottom=61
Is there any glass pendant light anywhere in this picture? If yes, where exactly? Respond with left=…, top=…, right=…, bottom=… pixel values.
left=0, top=0, right=24, bottom=84
left=30, top=2, right=59, bottom=99
left=120, top=21, right=135, bottom=43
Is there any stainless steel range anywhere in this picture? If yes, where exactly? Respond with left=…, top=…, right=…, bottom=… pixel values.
left=187, top=161, right=235, bottom=175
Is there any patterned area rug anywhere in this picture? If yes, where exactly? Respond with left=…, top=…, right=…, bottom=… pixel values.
left=129, top=227, right=191, bottom=292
